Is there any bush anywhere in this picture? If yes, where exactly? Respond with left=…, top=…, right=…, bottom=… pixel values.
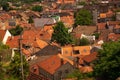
left=32, top=5, right=43, bottom=12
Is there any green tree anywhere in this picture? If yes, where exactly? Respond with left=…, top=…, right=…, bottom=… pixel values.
left=93, top=41, right=120, bottom=80
left=67, top=70, right=94, bottom=80
left=74, top=9, right=92, bottom=27
left=32, top=5, right=43, bottom=12
left=79, top=38, right=90, bottom=46
left=7, top=52, right=29, bottom=80
left=0, top=41, right=9, bottom=50
left=92, top=33, right=100, bottom=40
left=28, top=16, right=34, bottom=23
left=51, top=22, right=73, bottom=46
left=9, top=25, right=23, bottom=36
left=1, top=2, right=10, bottom=11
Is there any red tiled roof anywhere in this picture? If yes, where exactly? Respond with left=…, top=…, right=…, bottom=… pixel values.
left=114, top=25, right=120, bottom=29
left=6, top=36, right=20, bottom=48
left=38, top=55, right=66, bottom=74
left=0, top=30, right=6, bottom=41
left=97, top=23, right=106, bottom=30
left=0, top=14, right=11, bottom=21
left=108, top=33, right=120, bottom=41
left=83, top=52, right=98, bottom=63
left=36, top=38, right=48, bottom=49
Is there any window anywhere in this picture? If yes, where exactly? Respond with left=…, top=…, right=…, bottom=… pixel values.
left=65, top=69, right=69, bottom=73
left=73, top=50, right=80, bottom=54
left=22, top=44, right=30, bottom=49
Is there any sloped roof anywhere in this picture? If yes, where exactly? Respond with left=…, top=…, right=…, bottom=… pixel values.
left=83, top=52, right=98, bottom=63
left=36, top=38, right=48, bottom=49
left=73, top=26, right=96, bottom=35
left=38, top=55, right=66, bottom=74
left=0, top=30, right=6, bottom=41
left=35, top=45, right=61, bottom=56
left=34, top=18, right=55, bottom=27
left=6, top=36, right=20, bottom=48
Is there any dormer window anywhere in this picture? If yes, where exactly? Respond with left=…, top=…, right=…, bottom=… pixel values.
left=22, top=44, right=30, bottom=49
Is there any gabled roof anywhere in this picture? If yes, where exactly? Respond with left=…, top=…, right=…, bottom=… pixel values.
left=83, top=52, right=98, bottom=63
left=36, top=38, right=48, bottom=49
left=34, top=18, right=55, bottom=28
left=6, top=36, right=20, bottom=48
left=35, top=45, right=61, bottom=56
left=73, top=26, right=96, bottom=35
left=38, top=55, right=66, bottom=74
left=0, top=30, right=6, bottom=41
left=108, top=33, right=120, bottom=41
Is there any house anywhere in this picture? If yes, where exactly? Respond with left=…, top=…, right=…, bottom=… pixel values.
left=81, top=34, right=95, bottom=41
left=72, top=26, right=96, bottom=36
left=61, top=46, right=91, bottom=57
left=35, top=45, right=61, bottom=56
left=8, top=18, right=16, bottom=26
left=29, top=55, right=75, bottom=80
left=34, top=18, right=56, bottom=28
left=0, top=30, right=11, bottom=44
left=57, top=12, right=74, bottom=28
left=108, top=33, right=120, bottom=41
left=6, top=36, right=20, bottom=48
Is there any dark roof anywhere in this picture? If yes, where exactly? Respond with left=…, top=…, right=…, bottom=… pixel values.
left=34, top=18, right=55, bottom=28
left=35, top=45, right=61, bottom=56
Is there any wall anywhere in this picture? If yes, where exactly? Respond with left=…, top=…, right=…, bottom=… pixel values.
left=2, top=30, right=11, bottom=44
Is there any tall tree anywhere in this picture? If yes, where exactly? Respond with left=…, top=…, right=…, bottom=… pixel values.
left=74, top=9, right=92, bottom=27
left=7, top=52, right=29, bottom=80
left=93, top=41, right=120, bottom=80
left=51, top=22, right=73, bottom=46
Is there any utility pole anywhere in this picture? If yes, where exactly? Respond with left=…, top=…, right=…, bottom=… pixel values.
left=19, top=33, right=24, bottom=80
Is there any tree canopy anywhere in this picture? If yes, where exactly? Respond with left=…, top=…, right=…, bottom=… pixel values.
left=32, top=5, right=43, bottom=12
left=9, top=25, right=23, bottom=36
left=79, top=38, right=90, bottom=46
left=51, top=22, right=73, bottom=46
left=1, top=2, right=10, bottom=11
left=28, top=16, right=34, bottom=23
left=74, top=9, right=92, bottom=27
left=93, top=41, right=120, bottom=80
left=7, top=52, right=29, bottom=80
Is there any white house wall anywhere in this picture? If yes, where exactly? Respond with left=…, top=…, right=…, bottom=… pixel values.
left=2, top=30, right=12, bottom=44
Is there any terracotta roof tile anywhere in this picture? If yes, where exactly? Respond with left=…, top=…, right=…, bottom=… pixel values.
left=83, top=52, right=98, bottom=63
left=73, top=26, right=96, bottom=35
left=36, top=38, right=48, bottom=49
left=6, top=36, right=20, bottom=48
left=100, top=13, right=106, bottom=18
left=38, top=55, right=66, bottom=74
left=108, top=33, right=120, bottom=41
left=97, top=23, right=106, bottom=30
